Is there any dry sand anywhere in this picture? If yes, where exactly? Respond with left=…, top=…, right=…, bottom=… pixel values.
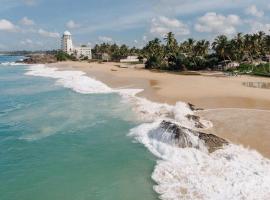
left=49, top=61, right=270, bottom=157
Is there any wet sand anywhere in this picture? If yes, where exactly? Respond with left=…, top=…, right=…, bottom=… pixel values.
left=49, top=61, right=270, bottom=157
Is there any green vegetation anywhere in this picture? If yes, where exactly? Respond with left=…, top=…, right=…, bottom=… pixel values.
left=227, top=63, right=270, bottom=77
left=55, top=51, right=76, bottom=61
left=92, top=31, right=270, bottom=76
left=92, top=43, right=140, bottom=61
left=142, top=31, right=270, bottom=73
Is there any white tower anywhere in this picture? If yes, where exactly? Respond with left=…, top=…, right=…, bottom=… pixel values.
left=61, top=31, right=73, bottom=54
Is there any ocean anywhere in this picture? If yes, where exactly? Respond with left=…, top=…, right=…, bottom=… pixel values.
left=1, top=55, right=270, bottom=200
left=0, top=56, right=157, bottom=200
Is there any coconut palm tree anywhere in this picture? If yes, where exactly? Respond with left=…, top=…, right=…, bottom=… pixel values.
left=194, top=40, right=210, bottom=57
left=164, top=32, right=178, bottom=54
left=231, top=33, right=245, bottom=61
left=212, top=35, right=230, bottom=62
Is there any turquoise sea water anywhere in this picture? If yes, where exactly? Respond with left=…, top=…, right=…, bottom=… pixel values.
left=0, top=56, right=158, bottom=200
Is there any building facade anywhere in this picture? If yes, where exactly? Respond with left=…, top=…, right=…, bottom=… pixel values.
left=61, top=31, right=73, bottom=54
left=61, top=31, right=92, bottom=59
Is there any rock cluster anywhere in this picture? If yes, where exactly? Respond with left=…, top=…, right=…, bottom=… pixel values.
left=160, top=120, right=228, bottom=153
left=20, top=54, right=57, bottom=64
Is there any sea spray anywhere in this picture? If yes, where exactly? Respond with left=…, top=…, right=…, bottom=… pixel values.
left=25, top=64, right=270, bottom=200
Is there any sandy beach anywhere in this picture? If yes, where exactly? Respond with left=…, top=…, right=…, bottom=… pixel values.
left=49, top=61, right=270, bottom=157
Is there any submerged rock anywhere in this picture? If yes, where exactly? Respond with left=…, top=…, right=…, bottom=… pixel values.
left=160, top=120, right=228, bottom=153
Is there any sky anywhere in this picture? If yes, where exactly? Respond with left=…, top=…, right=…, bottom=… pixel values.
left=0, top=0, right=270, bottom=50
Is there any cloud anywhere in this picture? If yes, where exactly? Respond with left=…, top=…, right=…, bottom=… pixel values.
left=20, top=39, right=33, bottom=45
left=150, top=16, right=190, bottom=37
left=142, top=35, right=147, bottom=42
left=154, top=0, right=241, bottom=17
left=248, top=21, right=270, bottom=34
left=195, top=12, right=241, bottom=35
left=66, top=20, right=80, bottom=29
left=20, top=39, right=43, bottom=48
left=0, top=19, right=17, bottom=31
left=98, top=36, right=113, bottom=43
left=20, top=17, right=35, bottom=26
left=22, top=0, right=37, bottom=6
left=245, top=5, right=264, bottom=18
left=38, top=29, right=60, bottom=38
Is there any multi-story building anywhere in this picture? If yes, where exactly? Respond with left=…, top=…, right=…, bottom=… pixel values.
left=61, top=31, right=92, bottom=59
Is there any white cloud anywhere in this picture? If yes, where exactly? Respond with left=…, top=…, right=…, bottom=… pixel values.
left=20, top=17, right=35, bottom=26
left=20, top=39, right=33, bottom=45
left=143, top=35, right=147, bottom=42
left=20, top=39, right=43, bottom=47
left=98, top=36, right=113, bottom=43
left=245, top=5, right=264, bottom=18
left=66, top=20, right=80, bottom=29
left=38, top=29, right=60, bottom=38
left=249, top=21, right=270, bottom=34
left=195, top=12, right=241, bottom=35
left=150, top=16, right=190, bottom=37
left=23, top=0, right=37, bottom=6
left=0, top=19, right=17, bottom=31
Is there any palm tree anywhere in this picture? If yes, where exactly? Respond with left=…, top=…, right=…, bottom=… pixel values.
left=231, top=33, right=244, bottom=61
left=212, top=35, right=230, bottom=62
left=143, top=38, right=165, bottom=69
left=194, top=40, right=210, bottom=57
left=164, top=32, right=178, bottom=54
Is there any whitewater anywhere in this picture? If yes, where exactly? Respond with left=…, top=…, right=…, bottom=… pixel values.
left=25, top=64, right=270, bottom=200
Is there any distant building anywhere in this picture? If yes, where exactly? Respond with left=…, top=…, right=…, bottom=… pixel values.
left=214, top=60, right=239, bottom=71
left=61, top=31, right=73, bottom=54
left=120, top=56, right=139, bottom=63
left=74, top=46, right=92, bottom=59
left=61, top=31, right=92, bottom=59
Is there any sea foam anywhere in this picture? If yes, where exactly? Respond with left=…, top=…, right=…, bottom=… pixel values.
left=25, top=64, right=270, bottom=200
left=0, top=62, right=28, bottom=66
left=130, top=121, right=270, bottom=200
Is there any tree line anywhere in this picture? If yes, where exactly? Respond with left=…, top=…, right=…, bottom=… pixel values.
left=91, top=31, right=270, bottom=71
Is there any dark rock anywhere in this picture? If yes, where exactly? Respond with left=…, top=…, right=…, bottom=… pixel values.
left=187, top=103, right=204, bottom=111
left=186, top=114, right=205, bottom=128
left=19, top=54, right=57, bottom=64
left=160, top=120, right=228, bottom=153
left=198, top=132, right=229, bottom=153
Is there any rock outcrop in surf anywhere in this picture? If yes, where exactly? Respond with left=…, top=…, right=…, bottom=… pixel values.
left=20, top=54, right=57, bottom=64
left=159, top=120, right=228, bottom=153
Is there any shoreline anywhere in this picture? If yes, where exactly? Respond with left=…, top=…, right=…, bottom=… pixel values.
left=47, top=61, right=270, bottom=158
left=49, top=61, right=270, bottom=109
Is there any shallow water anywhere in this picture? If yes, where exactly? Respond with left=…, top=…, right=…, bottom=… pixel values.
left=1, top=56, right=270, bottom=200
left=0, top=56, right=158, bottom=200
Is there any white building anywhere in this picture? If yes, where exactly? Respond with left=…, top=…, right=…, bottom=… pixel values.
left=61, top=31, right=92, bottom=59
left=61, top=31, right=73, bottom=54
left=120, top=56, right=139, bottom=63
left=74, top=46, right=92, bottom=59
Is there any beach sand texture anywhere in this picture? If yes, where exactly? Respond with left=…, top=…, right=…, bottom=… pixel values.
left=49, top=61, right=270, bottom=157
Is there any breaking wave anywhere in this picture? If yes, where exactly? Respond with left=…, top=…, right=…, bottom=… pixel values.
left=25, top=64, right=270, bottom=200
left=0, top=62, right=28, bottom=66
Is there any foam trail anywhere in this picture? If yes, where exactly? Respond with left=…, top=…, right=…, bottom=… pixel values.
left=24, top=65, right=176, bottom=121
left=25, top=64, right=270, bottom=200
left=25, top=65, right=113, bottom=94
left=130, top=121, right=270, bottom=200
left=1, top=62, right=28, bottom=66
